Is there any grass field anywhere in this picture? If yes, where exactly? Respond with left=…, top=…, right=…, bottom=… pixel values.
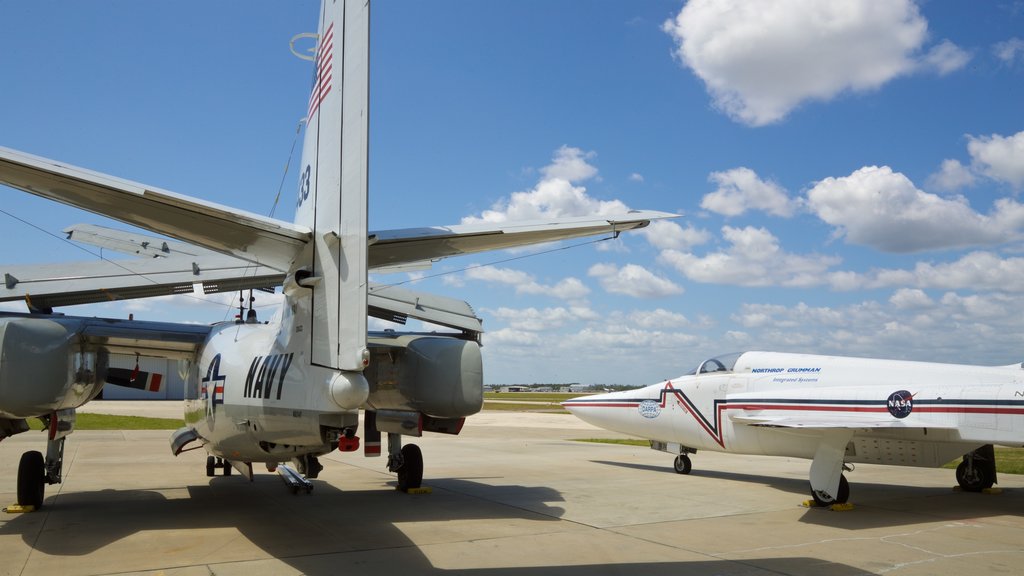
left=27, top=413, right=184, bottom=431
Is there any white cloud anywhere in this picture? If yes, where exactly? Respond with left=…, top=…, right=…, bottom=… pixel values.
left=485, top=306, right=596, bottom=331
left=700, top=167, right=795, bottom=217
left=922, top=40, right=972, bottom=76
left=926, top=158, right=976, bottom=192
left=994, top=37, right=1024, bottom=65
left=806, top=165, right=1024, bottom=252
left=462, top=146, right=627, bottom=224
left=464, top=265, right=590, bottom=300
left=587, top=263, right=683, bottom=298
left=638, top=220, right=710, bottom=251
left=889, top=288, right=933, bottom=309
left=629, top=173, right=645, bottom=183
left=833, top=251, right=1024, bottom=293
left=662, top=0, right=933, bottom=126
left=626, top=308, right=690, bottom=329
left=659, top=226, right=839, bottom=287
left=967, top=130, right=1024, bottom=188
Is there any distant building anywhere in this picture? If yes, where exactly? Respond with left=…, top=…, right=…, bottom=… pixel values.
left=101, top=354, right=186, bottom=400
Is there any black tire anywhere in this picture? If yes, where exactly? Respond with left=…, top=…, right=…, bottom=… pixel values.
left=17, top=451, right=45, bottom=508
left=396, top=444, right=423, bottom=491
left=206, top=456, right=215, bottom=477
left=956, top=459, right=993, bottom=492
left=673, top=454, right=692, bottom=475
left=223, top=460, right=232, bottom=476
left=810, top=474, right=850, bottom=506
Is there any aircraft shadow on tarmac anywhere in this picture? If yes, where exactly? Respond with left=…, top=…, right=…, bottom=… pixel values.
left=0, top=474, right=866, bottom=576
left=589, top=459, right=1023, bottom=531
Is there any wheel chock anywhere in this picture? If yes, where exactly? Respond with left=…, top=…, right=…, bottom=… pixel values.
left=3, top=504, right=36, bottom=513
left=404, top=486, right=432, bottom=495
left=983, top=487, right=1003, bottom=495
left=800, top=500, right=854, bottom=511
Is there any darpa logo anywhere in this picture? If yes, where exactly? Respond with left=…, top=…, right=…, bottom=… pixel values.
left=887, top=390, right=914, bottom=419
left=638, top=399, right=662, bottom=419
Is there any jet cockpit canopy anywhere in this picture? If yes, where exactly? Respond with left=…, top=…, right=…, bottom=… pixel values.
left=686, top=352, right=744, bottom=376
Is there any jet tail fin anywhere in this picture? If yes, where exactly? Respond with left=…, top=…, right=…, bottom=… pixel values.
left=294, top=0, right=370, bottom=371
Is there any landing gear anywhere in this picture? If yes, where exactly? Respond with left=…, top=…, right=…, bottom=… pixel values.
left=293, top=454, right=323, bottom=479
left=673, top=454, right=692, bottom=475
left=956, top=445, right=996, bottom=492
left=387, top=433, right=423, bottom=491
left=16, top=410, right=74, bottom=509
left=206, top=456, right=232, bottom=477
left=810, top=474, right=850, bottom=507
left=16, top=451, right=45, bottom=508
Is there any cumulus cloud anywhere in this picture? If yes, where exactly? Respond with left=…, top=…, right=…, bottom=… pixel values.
left=662, top=0, right=964, bottom=126
left=922, top=40, right=972, bottom=76
left=700, top=167, right=795, bottom=217
left=830, top=251, right=1024, bottom=293
left=926, top=159, right=976, bottom=192
left=486, top=306, right=597, bottom=332
left=638, top=220, right=710, bottom=251
left=462, top=146, right=627, bottom=224
left=967, top=131, right=1024, bottom=188
left=587, top=263, right=683, bottom=298
left=659, top=226, right=839, bottom=287
left=994, top=37, right=1024, bottom=65
left=629, top=173, right=645, bottom=183
left=806, top=166, right=1024, bottom=252
left=464, top=265, right=590, bottom=300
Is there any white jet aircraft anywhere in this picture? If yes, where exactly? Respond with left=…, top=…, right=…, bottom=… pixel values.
left=564, top=351, right=1024, bottom=506
left=0, top=0, right=672, bottom=509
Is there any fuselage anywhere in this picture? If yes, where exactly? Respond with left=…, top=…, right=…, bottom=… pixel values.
left=564, top=351, right=1024, bottom=468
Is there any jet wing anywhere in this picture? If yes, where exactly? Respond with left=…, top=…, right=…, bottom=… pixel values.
left=0, top=146, right=310, bottom=272
left=367, top=211, right=675, bottom=269
left=0, top=311, right=211, bottom=360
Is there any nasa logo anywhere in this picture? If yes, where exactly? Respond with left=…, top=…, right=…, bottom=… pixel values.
left=887, top=390, right=913, bottom=419
left=638, top=399, right=662, bottom=419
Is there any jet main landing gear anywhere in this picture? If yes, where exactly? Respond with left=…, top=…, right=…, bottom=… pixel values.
left=956, top=445, right=997, bottom=492
left=17, top=409, right=74, bottom=509
left=387, top=433, right=423, bottom=492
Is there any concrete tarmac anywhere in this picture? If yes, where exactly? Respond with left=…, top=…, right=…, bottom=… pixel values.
left=1, top=402, right=1022, bottom=575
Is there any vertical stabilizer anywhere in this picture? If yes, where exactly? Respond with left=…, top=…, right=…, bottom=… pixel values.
left=294, top=0, right=370, bottom=372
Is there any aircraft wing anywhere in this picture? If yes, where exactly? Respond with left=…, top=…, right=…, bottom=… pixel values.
left=367, top=211, right=676, bottom=269
left=0, top=146, right=310, bottom=272
left=0, top=311, right=211, bottom=360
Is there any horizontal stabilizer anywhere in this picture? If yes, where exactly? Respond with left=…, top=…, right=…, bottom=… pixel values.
left=0, top=146, right=309, bottom=271
left=368, top=211, right=676, bottom=269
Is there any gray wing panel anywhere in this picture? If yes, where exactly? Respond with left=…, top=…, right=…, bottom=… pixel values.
left=368, top=211, right=675, bottom=269
left=0, top=146, right=309, bottom=271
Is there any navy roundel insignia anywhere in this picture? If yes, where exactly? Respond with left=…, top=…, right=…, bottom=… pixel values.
left=886, top=390, right=913, bottom=419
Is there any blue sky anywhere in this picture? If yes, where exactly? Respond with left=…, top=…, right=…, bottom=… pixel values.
left=2, top=1, right=1024, bottom=385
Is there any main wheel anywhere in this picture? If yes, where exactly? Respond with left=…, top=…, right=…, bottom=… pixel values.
left=17, top=451, right=45, bottom=508
left=810, top=474, right=850, bottom=506
left=956, top=459, right=993, bottom=492
left=223, top=459, right=232, bottom=476
left=396, top=444, right=423, bottom=491
left=206, top=456, right=215, bottom=477
left=673, top=454, right=692, bottom=475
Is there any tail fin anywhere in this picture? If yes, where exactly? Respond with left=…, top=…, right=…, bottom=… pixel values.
left=294, top=0, right=370, bottom=372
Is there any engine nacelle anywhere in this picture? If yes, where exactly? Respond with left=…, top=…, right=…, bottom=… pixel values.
left=0, top=317, right=106, bottom=418
left=365, top=333, right=482, bottom=419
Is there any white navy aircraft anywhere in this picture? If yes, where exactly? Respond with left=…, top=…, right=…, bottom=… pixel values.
left=0, top=0, right=671, bottom=509
left=564, top=351, right=1024, bottom=507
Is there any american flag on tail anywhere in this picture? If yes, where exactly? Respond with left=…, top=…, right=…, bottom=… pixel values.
left=307, top=23, right=334, bottom=119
